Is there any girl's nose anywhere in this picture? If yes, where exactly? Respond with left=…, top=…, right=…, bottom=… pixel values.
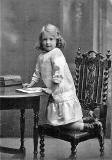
left=46, top=39, right=50, bottom=44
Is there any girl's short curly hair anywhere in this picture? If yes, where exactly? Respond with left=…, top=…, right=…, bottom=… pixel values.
left=35, top=24, right=66, bottom=51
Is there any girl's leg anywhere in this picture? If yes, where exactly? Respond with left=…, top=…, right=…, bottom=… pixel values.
left=62, top=120, right=84, bottom=131
left=61, top=119, right=102, bottom=132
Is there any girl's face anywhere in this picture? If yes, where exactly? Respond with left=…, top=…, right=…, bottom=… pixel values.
left=41, top=31, right=57, bottom=52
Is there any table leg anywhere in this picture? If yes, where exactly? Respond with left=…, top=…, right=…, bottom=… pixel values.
left=19, top=109, right=25, bottom=153
left=33, top=107, right=39, bottom=159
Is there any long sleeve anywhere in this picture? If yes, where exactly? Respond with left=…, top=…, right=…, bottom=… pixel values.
left=51, top=49, right=65, bottom=84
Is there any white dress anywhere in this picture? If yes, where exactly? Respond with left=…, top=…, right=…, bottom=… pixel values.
left=32, top=48, right=83, bottom=126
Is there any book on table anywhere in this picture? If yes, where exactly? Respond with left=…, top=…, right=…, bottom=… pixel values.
left=0, top=75, right=22, bottom=86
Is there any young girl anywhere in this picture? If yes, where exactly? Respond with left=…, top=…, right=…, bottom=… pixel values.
left=23, top=24, right=102, bottom=132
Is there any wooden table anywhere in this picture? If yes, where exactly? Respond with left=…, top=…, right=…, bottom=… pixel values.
left=0, top=85, right=44, bottom=158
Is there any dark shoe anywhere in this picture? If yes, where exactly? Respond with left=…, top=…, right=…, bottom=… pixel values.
left=83, top=121, right=102, bottom=133
left=83, top=123, right=95, bottom=132
left=83, top=116, right=96, bottom=123
left=83, top=109, right=100, bottom=123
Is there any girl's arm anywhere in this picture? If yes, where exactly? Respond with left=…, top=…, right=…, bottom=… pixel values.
left=51, top=49, right=65, bottom=84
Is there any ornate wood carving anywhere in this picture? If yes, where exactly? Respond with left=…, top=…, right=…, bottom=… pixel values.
left=75, top=48, right=111, bottom=113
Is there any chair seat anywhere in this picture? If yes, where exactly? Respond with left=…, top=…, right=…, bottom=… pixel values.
left=39, top=125, right=96, bottom=143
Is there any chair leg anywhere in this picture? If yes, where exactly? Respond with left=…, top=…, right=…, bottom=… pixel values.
left=98, top=136, right=104, bottom=157
left=98, top=127, right=104, bottom=157
left=69, top=142, right=78, bottom=160
left=39, top=128, right=45, bottom=159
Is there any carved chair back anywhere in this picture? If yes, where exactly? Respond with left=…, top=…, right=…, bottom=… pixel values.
left=74, top=48, right=111, bottom=132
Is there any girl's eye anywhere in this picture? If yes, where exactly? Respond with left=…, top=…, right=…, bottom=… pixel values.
left=42, top=37, right=55, bottom=42
left=50, top=38, right=53, bottom=41
left=43, top=38, right=47, bottom=41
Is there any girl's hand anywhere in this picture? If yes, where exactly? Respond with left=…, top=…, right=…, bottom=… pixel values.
left=42, top=88, right=52, bottom=94
left=22, top=83, right=32, bottom=88
left=22, top=80, right=35, bottom=88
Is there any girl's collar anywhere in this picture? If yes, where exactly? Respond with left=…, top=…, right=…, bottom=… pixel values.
left=41, top=48, right=57, bottom=54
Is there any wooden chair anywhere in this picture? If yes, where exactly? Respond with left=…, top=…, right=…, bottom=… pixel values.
left=38, top=49, right=111, bottom=159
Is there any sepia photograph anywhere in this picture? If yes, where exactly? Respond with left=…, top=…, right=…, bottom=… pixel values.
left=0, top=0, right=112, bottom=159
